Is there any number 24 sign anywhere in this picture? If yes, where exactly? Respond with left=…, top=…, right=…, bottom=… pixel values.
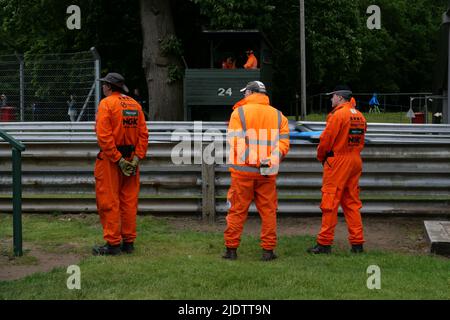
left=218, top=88, right=232, bottom=96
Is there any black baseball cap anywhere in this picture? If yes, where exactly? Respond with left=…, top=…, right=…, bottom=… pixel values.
left=326, top=85, right=352, bottom=99
left=98, top=72, right=129, bottom=93
left=240, top=81, right=267, bottom=94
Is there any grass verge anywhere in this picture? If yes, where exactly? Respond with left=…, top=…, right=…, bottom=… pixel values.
left=0, top=214, right=448, bottom=299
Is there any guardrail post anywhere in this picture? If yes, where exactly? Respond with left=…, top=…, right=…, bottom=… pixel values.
left=201, top=143, right=215, bottom=223
left=0, top=130, right=25, bottom=256
left=12, top=148, right=23, bottom=256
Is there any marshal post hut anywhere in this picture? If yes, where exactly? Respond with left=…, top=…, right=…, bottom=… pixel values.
left=184, top=29, right=273, bottom=121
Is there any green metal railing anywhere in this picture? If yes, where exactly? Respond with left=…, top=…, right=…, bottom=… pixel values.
left=0, top=129, right=25, bottom=256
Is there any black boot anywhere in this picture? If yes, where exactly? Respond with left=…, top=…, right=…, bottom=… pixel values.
left=222, top=248, right=237, bottom=260
left=261, top=249, right=277, bottom=261
left=307, top=243, right=331, bottom=254
left=92, top=243, right=121, bottom=256
left=121, top=242, right=134, bottom=254
left=351, top=244, right=364, bottom=253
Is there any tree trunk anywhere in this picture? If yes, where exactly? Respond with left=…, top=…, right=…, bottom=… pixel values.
left=140, top=0, right=183, bottom=120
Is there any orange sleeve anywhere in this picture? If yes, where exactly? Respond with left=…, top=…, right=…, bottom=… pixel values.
left=244, top=56, right=255, bottom=69
left=134, top=106, right=149, bottom=159
left=232, top=98, right=246, bottom=110
left=278, top=114, right=290, bottom=159
left=227, top=109, right=244, bottom=165
left=317, top=113, right=342, bottom=162
left=268, top=112, right=290, bottom=166
left=95, top=100, right=122, bottom=162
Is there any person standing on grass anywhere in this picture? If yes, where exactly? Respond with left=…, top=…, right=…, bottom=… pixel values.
left=369, top=93, right=381, bottom=113
left=92, top=72, right=148, bottom=256
left=223, top=80, right=290, bottom=261
left=307, top=85, right=367, bottom=254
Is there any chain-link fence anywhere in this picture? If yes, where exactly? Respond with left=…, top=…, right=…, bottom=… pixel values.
left=0, top=50, right=100, bottom=122
left=305, top=92, right=446, bottom=123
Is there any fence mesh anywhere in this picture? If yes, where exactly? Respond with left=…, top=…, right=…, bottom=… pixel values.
left=0, top=51, right=97, bottom=122
left=306, top=92, right=445, bottom=124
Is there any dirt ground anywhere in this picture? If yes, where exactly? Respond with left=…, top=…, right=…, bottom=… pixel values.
left=161, top=215, right=432, bottom=254
left=0, top=239, right=83, bottom=281
left=0, top=215, right=434, bottom=281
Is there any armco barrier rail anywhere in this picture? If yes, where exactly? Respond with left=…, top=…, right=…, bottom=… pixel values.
left=0, top=121, right=449, bottom=219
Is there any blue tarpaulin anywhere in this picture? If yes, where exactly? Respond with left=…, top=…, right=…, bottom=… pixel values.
left=290, top=131, right=322, bottom=138
left=289, top=131, right=322, bottom=142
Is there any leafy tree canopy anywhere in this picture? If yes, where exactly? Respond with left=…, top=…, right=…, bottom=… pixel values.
left=0, top=0, right=447, bottom=112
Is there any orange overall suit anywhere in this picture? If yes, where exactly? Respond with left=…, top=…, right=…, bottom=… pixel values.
left=225, top=93, right=290, bottom=250
left=95, top=92, right=148, bottom=246
left=316, top=100, right=367, bottom=246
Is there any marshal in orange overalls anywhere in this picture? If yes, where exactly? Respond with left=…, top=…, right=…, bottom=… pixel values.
left=225, top=93, right=290, bottom=250
left=316, top=100, right=367, bottom=246
left=243, top=52, right=258, bottom=69
left=95, top=92, right=148, bottom=246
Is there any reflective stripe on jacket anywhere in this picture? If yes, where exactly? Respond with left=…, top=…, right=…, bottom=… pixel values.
left=227, top=93, right=290, bottom=177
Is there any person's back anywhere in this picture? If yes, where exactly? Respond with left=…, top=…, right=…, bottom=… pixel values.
left=369, top=93, right=379, bottom=106
left=93, top=72, right=148, bottom=256
left=228, top=92, right=289, bottom=175
left=224, top=80, right=289, bottom=262
left=243, top=50, right=258, bottom=69
left=308, top=85, right=366, bottom=255
left=96, top=93, right=147, bottom=155
left=368, top=93, right=380, bottom=113
left=318, top=101, right=366, bottom=157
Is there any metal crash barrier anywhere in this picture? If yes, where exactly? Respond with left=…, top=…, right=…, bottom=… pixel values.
left=0, top=122, right=449, bottom=222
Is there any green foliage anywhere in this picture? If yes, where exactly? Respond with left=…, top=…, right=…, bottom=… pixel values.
left=0, top=0, right=448, bottom=114
left=0, top=0, right=144, bottom=87
left=190, top=0, right=447, bottom=107
left=304, top=0, right=364, bottom=88
left=160, top=35, right=185, bottom=83
left=167, top=64, right=184, bottom=83
left=190, top=0, right=275, bottom=29
left=356, top=0, right=445, bottom=92
left=160, top=35, right=184, bottom=57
